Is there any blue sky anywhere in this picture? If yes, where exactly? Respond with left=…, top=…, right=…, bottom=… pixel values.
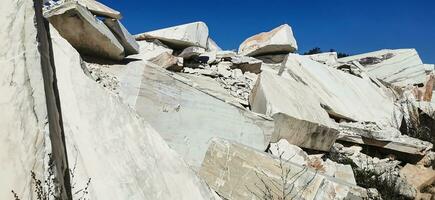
left=101, top=0, right=435, bottom=63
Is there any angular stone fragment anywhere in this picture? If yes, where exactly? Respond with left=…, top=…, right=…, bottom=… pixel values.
left=273, top=113, right=339, bottom=151
left=199, top=138, right=367, bottom=200
left=96, top=59, right=273, bottom=169
left=206, top=37, right=222, bottom=51
left=51, top=28, right=217, bottom=200
left=250, top=70, right=336, bottom=129
left=338, top=122, right=432, bottom=156
left=76, top=0, right=121, bottom=19
left=45, top=1, right=125, bottom=60
left=305, top=52, right=338, bottom=66
left=280, top=54, right=397, bottom=126
left=178, top=46, right=206, bottom=59
left=104, top=18, right=139, bottom=56
left=400, top=164, right=435, bottom=191
left=1, top=1, right=69, bottom=199
left=135, top=22, right=209, bottom=49
left=150, top=52, right=184, bottom=72
left=130, top=40, right=173, bottom=61
left=238, top=24, right=298, bottom=56
left=230, top=55, right=263, bottom=74
left=338, top=49, right=430, bottom=87
left=269, top=139, right=309, bottom=164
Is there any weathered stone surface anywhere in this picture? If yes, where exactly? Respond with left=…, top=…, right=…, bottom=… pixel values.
left=238, top=24, right=298, bottom=56
left=231, top=55, right=263, bottom=73
left=178, top=46, right=206, bottom=59
left=45, top=1, right=125, bottom=60
left=96, top=60, right=273, bottom=169
left=305, top=52, right=338, bottom=66
left=51, top=28, right=217, bottom=200
left=338, top=122, right=432, bottom=156
left=130, top=39, right=173, bottom=61
left=338, top=49, right=430, bottom=87
left=135, top=22, right=209, bottom=49
left=400, top=164, right=435, bottom=191
left=104, top=19, right=139, bottom=56
left=269, top=139, right=309, bottom=164
left=273, top=113, right=339, bottom=151
left=77, top=0, right=122, bottom=19
left=200, top=138, right=367, bottom=200
left=412, top=73, right=434, bottom=102
left=250, top=70, right=336, bottom=129
left=207, top=37, right=222, bottom=51
left=149, top=52, right=184, bottom=72
left=280, top=54, right=397, bottom=126
left=1, top=1, right=69, bottom=199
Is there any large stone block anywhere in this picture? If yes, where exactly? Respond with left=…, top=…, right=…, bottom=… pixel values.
left=280, top=54, right=397, bottom=126
left=94, top=59, right=273, bottom=169
left=45, top=2, right=125, bottom=60
left=199, top=138, right=367, bottom=200
left=136, top=22, right=209, bottom=49
left=338, top=49, right=430, bottom=87
left=238, top=24, right=298, bottom=56
left=273, top=113, right=339, bottom=151
left=250, top=70, right=336, bottom=128
left=104, top=18, right=139, bottom=56
left=51, top=27, right=217, bottom=200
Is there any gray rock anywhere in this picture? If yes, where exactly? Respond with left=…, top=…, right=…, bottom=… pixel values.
left=76, top=0, right=122, bottom=19
left=178, top=46, right=206, bottom=59
left=231, top=55, right=263, bottom=74
left=149, top=52, right=184, bottom=72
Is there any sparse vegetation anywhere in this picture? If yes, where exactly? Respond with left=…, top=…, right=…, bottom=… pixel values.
left=303, top=47, right=350, bottom=58
left=248, top=147, right=315, bottom=200
left=12, top=154, right=91, bottom=200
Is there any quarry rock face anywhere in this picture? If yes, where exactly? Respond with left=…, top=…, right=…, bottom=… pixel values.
left=238, top=24, right=298, bottom=56
left=51, top=28, right=217, bottom=200
left=135, top=22, right=209, bottom=49
left=0, top=0, right=71, bottom=199
left=45, top=1, right=125, bottom=60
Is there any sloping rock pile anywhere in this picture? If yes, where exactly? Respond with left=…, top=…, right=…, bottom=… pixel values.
left=2, top=0, right=435, bottom=199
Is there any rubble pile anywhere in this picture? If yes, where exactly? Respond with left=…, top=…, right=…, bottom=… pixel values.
left=2, top=0, right=435, bottom=200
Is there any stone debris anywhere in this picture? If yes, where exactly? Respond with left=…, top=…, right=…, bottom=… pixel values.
left=104, top=18, right=139, bottom=56
left=329, top=144, right=418, bottom=199
left=86, top=62, right=120, bottom=94
left=238, top=24, right=298, bottom=56
left=200, top=138, right=368, bottom=200
left=269, top=140, right=356, bottom=185
left=135, top=21, right=209, bottom=49
left=45, top=1, right=125, bottom=60
left=178, top=46, right=206, bottom=59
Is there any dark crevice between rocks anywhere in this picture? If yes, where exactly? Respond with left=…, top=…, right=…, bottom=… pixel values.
left=34, top=0, right=73, bottom=199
